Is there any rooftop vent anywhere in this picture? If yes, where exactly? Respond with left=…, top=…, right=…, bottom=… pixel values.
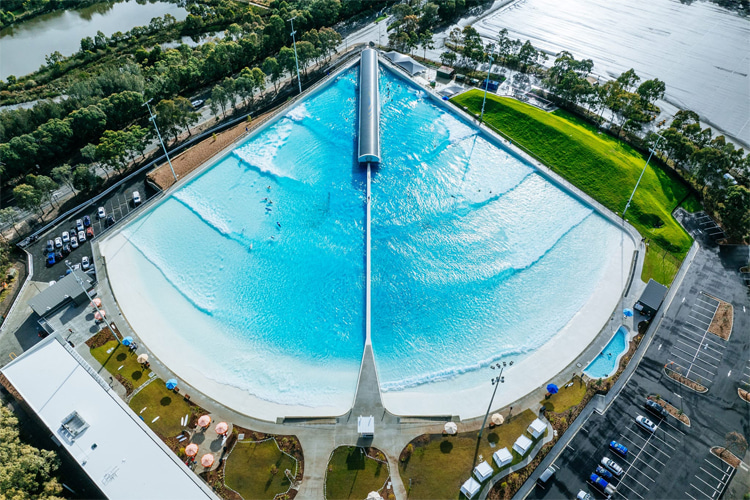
left=61, top=411, right=89, bottom=438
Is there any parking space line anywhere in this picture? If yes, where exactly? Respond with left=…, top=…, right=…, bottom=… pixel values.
left=699, top=466, right=727, bottom=485
left=639, top=442, right=670, bottom=461
left=688, top=484, right=713, bottom=500
left=686, top=318, right=710, bottom=329
left=704, top=457, right=733, bottom=475
left=677, top=334, right=724, bottom=356
left=625, top=471, right=653, bottom=490
left=648, top=434, right=676, bottom=452
left=695, top=474, right=721, bottom=493
left=667, top=357, right=694, bottom=374
left=618, top=481, right=645, bottom=500
left=673, top=342, right=721, bottom=366
left=669, top=351, right=717, bottom=377
left=628, top=460, right=657, bottom=481
left=693, top=303, right=717, bottom=314
left=690, top=310, right=715, bottom=321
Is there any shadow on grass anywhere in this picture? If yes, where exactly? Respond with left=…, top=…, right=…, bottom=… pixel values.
left=440, top=440, right=453, bottom=454
left=160, top=396, right=172, bottom=406
left=346, top=448, right=366, bottom=470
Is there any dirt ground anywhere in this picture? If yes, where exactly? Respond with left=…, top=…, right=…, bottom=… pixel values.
left=148, top=114, right=269, bottom=190
left=708, top=301, right=734, bottom=340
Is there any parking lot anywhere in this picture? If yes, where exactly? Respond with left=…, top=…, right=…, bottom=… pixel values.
left=667, top=291, right=726, bottom=390
left=24, top=176, right=155, bottom=283
left=686, top=452, right=736, bottom=500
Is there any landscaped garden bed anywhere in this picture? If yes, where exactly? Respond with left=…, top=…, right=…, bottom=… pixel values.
left=711, top=447, right=742, bottom=468
left=89, top=337, right=152, bottom=396
left=707, top=297, right=733, bottom=340
left=325, top=446, right=390, bottom=500
left=738, top=388, right=750, bottom=404
left=223, top=438, right=299, bottom=500
left=664, top=366, right=708, bottom=393
left=648, top=395, right=690, bottom=426
left=398, top=410, right=537, bottom=499
left=128, top=379, right=204, bottom=441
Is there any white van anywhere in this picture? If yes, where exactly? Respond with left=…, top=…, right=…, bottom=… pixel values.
left=132, top=191, right=142, bottom=206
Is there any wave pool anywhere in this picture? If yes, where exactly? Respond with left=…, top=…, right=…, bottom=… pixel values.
left=101, top=63, right=633, bottom=419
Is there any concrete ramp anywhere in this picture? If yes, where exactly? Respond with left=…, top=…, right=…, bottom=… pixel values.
left=358, top=48, right=380, bottom=163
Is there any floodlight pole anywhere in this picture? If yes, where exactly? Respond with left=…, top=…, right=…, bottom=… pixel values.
left=65, top=262, right=119, bottom=345
left=142, top=99, right=177, bottom=183
left=622, top=133, right=664, bottom=219
left=473, top=360, right=509, bottom=468
left=289, top=17, right=302, bottom=95
left=479, top=45, right=495, bottom=124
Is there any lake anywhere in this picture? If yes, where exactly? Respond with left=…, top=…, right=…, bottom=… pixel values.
left=0, top=0, right=187, bottom=80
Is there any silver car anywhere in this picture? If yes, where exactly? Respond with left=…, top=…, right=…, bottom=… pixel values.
left=601, top=456, right=623, bottom=476
left=636, top=415, right=657, bottom=433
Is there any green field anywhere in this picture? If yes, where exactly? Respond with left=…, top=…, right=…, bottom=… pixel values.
left=399, top=409, right=537, bottom=499
left=325, top=446, right=389, bottom=500
left=90, top=340, right=151, bottom=391
left=451, top=91, right=693, bottom=284
left=224, top=439, right=297, bottom=500
left=128, top=380, right=196, bottom=438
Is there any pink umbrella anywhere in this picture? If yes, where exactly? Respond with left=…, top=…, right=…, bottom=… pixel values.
left=185, top=443, right=198, bottom=457
left=90, top=298, right=102, bottom=307
left=94, top=310, right=106, bottom=321
left=197, top=415, right=211, bottom=428
left=201, top=454, right=215, bottom=467
left=215, top=422, right=228, bottom=435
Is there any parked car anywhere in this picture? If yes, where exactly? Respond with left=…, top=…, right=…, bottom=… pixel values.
left=70, top=227, right=77, bottom=238
left=576, top=491, right=593, bottom=500
left=61, top=244, right=70, bottom=256
left=54, top=237, right=63, bottom=248
left=61, top=231, right=70, bottom=244
left=81, top=256, right=90, bottom=270
left=132, top=190, right=141, bottom=206
left=78, top=230, right=86, bottom=242
left=636, top=415, right=657, bottom=433
left=105, top=215, right=115, bottom=227
left=536, top=465, right=555, bottom=487
left=609, top=441, right=628, bottom=457
left=70, top=236, right=79, bottom=249
left=46, top=254, right=56, bottom=266
left=45, top=240, right=54, bottom=253
left=83, top=215, right=91, bottom=227
left=596, top=465, right=614, bottom=481
left=76, top=219, right=84, bottom=232
left=54, top=250, right=63, bottom=261
left=97, top=206, right=106, bottom=219
left=589, top=473, right=616, bottom=497
left=191, top=99, right=204, bottom=108
left=645, top=399, right=668, bottom=418
left=86, top=227, right=94, bottom=239
left=601, top=457, right=623, bottom=477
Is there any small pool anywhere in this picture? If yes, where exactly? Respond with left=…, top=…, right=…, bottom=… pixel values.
left=584, top=326, right=630, bottom=379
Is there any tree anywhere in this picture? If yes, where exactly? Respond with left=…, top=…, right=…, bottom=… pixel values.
left=637, top=78, right=666, bottom=106
left=310, top=0, right=341, bottom=28
left=0, top=406, right=63, bottom=499
left=277, top=46, right=298, bottom=79
left=262, top=57, right=282, bottom=93
left=209, top=84, right=229, bottom=117
left=13, top=184, right=43, bottom=218
left=295, top=41, right=318, bottom=75
left=419, top=31, right=435, bottom=61
left=722, top=431, right=748, bottom=460
left=68, top=105, right=107, bottom=144
left=0, top=207, right=21, bottom=237
left=461, top=26, right=483, bottom=66
left=51, top=164, right=76, bottom=193
left=317, top=27, right=341, bottom=61
left=440, top=50, right=458, bottom=67
left=73, top=164, right=100, bottom=192
left=719, top=185, right=750, bottom=242
left=33, top=175, right=58, bottom=208
left=96, top=130, right=129, bottom=175
left=420, top=3, right=440, bottom=31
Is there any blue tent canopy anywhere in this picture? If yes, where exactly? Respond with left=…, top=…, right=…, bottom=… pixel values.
left=165, top=379, right=178, bottom=390
left=546, top=383, right=559, bottom=394
left=122, top=336, right=133, bottom=346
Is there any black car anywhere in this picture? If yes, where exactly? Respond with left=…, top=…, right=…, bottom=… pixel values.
left=105, top=215, right=115, bottom=227
left=645, top=399, right=668, bottom=418
left=54, top=250, right=63, bottom=261
left=61, top=244, right=71, bottom=256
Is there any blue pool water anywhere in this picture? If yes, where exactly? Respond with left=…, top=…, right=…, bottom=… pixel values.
left=583, top=326, right=630, bottom=379
left=107, top=65, right=624, bottom=409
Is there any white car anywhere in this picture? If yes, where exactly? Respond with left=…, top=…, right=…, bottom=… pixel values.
left=636, top=415, right=657, bottom=433
left=54, top=237, right=63, bottom=248
left=78, top=230, right=86, bottom=242
left=601, top=457, right=623, bottom=476
left=577, top=491, right=593, bottom=500
left=70, top=236, right=79, bottom=249
left=61, top=231, right=70, bottom=244
left=132, top=190, right=141, bottom=206
left=81, top=256, right=91, bottom=270
left=97, top=207, right=106, bottom=219
left=76, top=219, right=84, bottom=232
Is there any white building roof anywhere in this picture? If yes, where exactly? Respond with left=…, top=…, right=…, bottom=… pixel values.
left=493, top=447, right=513, bottom=467
left=358, top=415, right=375, bottom=435
left=528, top=418, right=546, bottom=437
left=1, top=337, right=216, bottom=500
left=460, top=477, right=481, bottom=498
left=513, top=434, right=533, bottom=455
left=473, top=460, right=494, bottom=482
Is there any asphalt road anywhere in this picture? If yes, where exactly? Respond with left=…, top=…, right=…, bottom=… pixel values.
left=27, top=175, right=156, bottom=283
left=525, top=212, right=750, bottom=500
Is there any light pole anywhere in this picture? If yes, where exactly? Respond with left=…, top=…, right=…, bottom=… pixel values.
left=65, top=262, right=119, bottom=345
left=289, top=16, right=302, bottom=95
left=142, top=98, right=177, bottom=183
left=473, top=360, right=511, bottom=467
left=622, top=133, right=664, bottom=218
left=479, top=44, right=495, bottom=124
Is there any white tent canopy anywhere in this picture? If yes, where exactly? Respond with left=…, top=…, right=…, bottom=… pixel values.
left=513, top=434, right=533, bottom=456
left=383, top=51, right=427, bottom=75
left=460, top=477, right=482, bottom=499
left=444, top=421, right=458, bottom=434
left=493, top=447, right=513, bottom=468
left=528, top=418, right=546, bottom=438
left=474, top=460, right=494, bottom=482
left=366, top=492, right=383, bottom=500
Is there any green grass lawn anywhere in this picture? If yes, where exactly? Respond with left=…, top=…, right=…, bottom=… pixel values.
left=399, top=409, right=537, bottom=499
left=451, top=91, right=693, bottom=284
left=680, top=193, right=703, bottom=213
left=128, top=380, right=196, bottom=438
left=224, top=439, right=297, bottom=500
left=540, top=377, right=587, bottom=413
left=90, top=340, right=151, bottom=390
left=325, top=446, right=389, bottom=500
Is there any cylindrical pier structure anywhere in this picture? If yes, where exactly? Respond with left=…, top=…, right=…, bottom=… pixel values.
left=358, top=48, right=381, bottom=164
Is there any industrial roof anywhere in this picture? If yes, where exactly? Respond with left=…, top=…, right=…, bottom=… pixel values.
left=383, top=51, right=427, bottom=75
left=27, top=269, right=92, bottom=316
left=1, top=337, right=216, bottom=500
left=638, top=279, right=668, bottom=310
